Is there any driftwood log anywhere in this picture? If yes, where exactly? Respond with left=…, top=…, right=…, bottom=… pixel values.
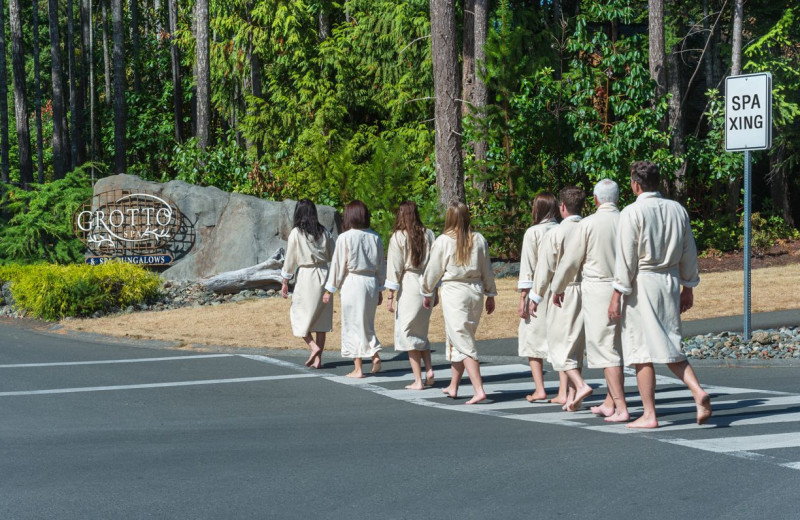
left=200, top=248, right=286, bottom=294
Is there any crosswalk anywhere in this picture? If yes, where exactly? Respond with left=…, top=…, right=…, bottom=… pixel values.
left=245, top=355, right=800, bottom=472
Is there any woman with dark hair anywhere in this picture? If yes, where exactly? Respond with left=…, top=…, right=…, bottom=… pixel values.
left=421, top=202, right=496, bottom=404
left=281, top=199, right=335, bottom=368
left=517, top=192, right=562, bottom=402
left=323, top=200, right=385, bottom=378
left=385, top=201, right=436, bottom=390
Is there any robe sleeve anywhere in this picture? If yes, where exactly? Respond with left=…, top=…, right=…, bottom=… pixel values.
left=550, top=225, right=586, bottom=295
left=612, top=209, right=639, bottom=296
left=478, top=234, right=497, bottom=297
left=530, top=232, right=557, bottom=304
left=385, top=232, right=403, bottom=292
left=281, top=229, right=299, bottom=280
left=324, top=234, right=348, bottom=293
left=518, top=229, right=536, bottom=291
left=420, top=238, right=446, bottom=297
left=376, top=235, right=386, bottom=291
left=679, top=210, right=701, bottom=288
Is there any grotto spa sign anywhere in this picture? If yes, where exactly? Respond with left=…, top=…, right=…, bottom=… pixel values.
left=74, top=190, right=195, bottom=266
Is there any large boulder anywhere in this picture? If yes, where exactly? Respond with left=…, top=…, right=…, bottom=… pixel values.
left=93, top=174, right=341, bottom=281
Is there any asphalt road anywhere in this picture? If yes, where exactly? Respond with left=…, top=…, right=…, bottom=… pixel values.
left=1, top=319, right=799, bottom=519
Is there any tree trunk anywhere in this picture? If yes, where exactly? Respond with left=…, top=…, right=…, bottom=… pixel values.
left=130, top=0, right=141, bottom=92
left=461, top=0, right=474, bottom=119
left=48, top=0, right=67, bottom=179
left=648, top=0, right=667, bottom=103
left=8, top=0, right=33, bottom=187
left=731, top=0, right=743, bottom=76
left=318, top=1, right=330, bottom=41
left=472, top=0, right=488, bottom=192
left=667, top=39, right=685, bottom=198
left=32, top=0, right=44, bottom=183
left=168, top=0, right=182, bottom=142
left=112, top=0, right=126, bottom=173
left=195, top=0, right=210, bottom=150
left=553, top=0, right=562, bottom=25
left=0, top=0, right=9, bottom=183
left=81, top=0, right=94, bottom=161
left=102, top=0, right=111, bottom=105
left=703, top=0, right=714, bottom=92
left=153, top=0, right=162, bottom=36
left=430, top=0, right=464, bottom=207
left=67, top=0, right=80, bottom=168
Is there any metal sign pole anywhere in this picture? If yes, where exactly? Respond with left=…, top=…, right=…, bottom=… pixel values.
left=743, top=149, right=751, bottom=339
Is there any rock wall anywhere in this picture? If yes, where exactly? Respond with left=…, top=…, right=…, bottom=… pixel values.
left=93, top=174, right=341, bottom=281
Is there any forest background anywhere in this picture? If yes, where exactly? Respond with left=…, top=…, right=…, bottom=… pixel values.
left=0, top=0, right=799, bottom=265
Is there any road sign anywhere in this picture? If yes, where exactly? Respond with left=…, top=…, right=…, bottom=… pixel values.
left=725, top=72, right=772, bottom=151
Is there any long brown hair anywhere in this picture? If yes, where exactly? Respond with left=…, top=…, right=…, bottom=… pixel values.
left=443, top=202, right=472, bottom=266
left=394, top=201, right=426, bottom=268
left=343, top=200, right=370, bottom=231
left=531, top=192, right=558, bottom=225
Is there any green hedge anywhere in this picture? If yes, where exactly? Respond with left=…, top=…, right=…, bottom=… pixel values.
left=0, top=262, right=162, bottom=321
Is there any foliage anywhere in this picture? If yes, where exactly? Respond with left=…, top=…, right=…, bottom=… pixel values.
left=170, top=132, right=256, bottom=193
left=741, top=212, right=800, bottom=257
left=0, top=166, right=96, bottom=264
left=6, top=261, right=162, bottom=320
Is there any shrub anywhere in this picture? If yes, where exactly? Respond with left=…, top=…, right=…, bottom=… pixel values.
left=6, top=262, right=162, bottom=320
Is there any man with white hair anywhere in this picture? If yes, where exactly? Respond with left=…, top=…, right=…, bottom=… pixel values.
left=551, top=179, right=629, bottom=422
left=609, top=161, right=711, bottom=428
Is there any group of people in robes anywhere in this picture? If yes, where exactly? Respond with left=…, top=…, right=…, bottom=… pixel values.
left=280, top=160, right=713, bottom=427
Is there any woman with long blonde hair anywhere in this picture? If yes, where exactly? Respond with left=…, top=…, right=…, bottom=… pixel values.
left=421, top=202, right=496, bottom=404
left=385, top=201, right=436, bottom=390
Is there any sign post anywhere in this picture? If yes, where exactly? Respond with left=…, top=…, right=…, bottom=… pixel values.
left=725, top=72, right=772, bottom=339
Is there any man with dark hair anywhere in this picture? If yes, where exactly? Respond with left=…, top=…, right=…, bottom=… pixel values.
left=609, top=161, right=712, bottom=428
left=530, top=186, right=593, bottom=411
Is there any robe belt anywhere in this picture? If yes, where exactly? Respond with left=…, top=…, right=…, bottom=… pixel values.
left=637, top=267, right=680, bottom=276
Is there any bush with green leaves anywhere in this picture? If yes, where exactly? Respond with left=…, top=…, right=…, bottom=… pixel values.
left=0, top=166, right=96, bottom=265
left=5, top=261, right=162, bottom=321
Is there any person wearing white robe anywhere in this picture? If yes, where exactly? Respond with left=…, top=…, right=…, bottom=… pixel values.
left=281, top=199, right=335, bottom=369
left=517, top=192, right=558, bottom=403
left=323, top=200, right=385, bottom=378
left=608, top=161, right=711, bottom=428
left=421, top=202, right=497, bottom=405
left=530, top=186, right=593, bottom=412
left=550, top=180, right=629, bottom=422
left=385, top=201, right=437, bottom=390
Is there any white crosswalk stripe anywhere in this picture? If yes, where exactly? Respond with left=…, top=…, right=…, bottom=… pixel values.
left=244, top=356, right=800, bottom=473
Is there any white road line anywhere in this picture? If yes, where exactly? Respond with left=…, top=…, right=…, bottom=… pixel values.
left=780, top=462, right=800, bottom=470
left=0, top=374, right=316, bottom=397
left=666, top=432, right=800, bottom=453
left=0, top=354, right=233, bottom=368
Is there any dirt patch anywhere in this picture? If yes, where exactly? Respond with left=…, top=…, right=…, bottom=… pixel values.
left=698, top=239, right=800, bottom=273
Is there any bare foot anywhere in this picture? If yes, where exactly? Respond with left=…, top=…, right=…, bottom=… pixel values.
left=604, top=410, right=631, bottom=423
left=405, top=382, right=425, bottom=390
left=371, top=359, right=382, bottom=374
left=525, top=391, right=548, bottom=403
left=465, top=391, right=487, bottom=405
left=304, top=344, right=322, bottom=367
left=696, top=393, right=712, bottom=425
left=424, top=370, right=435, bottom=387
left=442, top=387, right=458, bottom=399
left=566, top=385, right=593, bottom=412
left=590, top=404, right=615, bottom=417
left=549, top=396, right=567, bottom=405
left=625, top=415, right=658, bottom=429
left=346, top=370, right=364, bottom=379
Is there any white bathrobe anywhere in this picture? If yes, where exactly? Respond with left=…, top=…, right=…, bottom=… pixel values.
left=612, top=192, right=700, bottom=365
left=531, top=216, right=585, bottom=371
left=551, top=203, right=622, bottom=368
left=420, top=232, right=497, bottom=362
left=385, top=229, right=436, bottom=351
left=281, top=227, right=335, bottom=337
left=325, top=229, right=386, bottom=359
left=517, top=219, right=558, bottom=358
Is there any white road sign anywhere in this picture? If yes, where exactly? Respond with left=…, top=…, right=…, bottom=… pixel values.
left=725, top=72, right=772, bottom=151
